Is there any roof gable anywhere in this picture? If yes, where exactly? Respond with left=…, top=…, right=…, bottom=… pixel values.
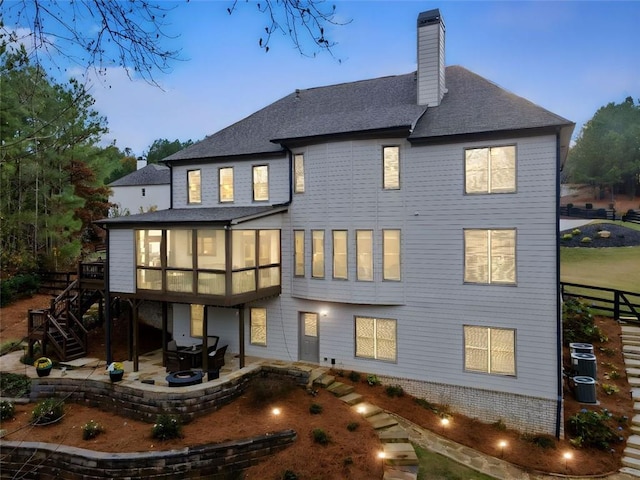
left=109, top=164, right=170, bottom=187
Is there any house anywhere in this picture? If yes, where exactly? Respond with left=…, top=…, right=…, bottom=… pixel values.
left=97, top=9, right=574, bottom=435
left=108, top=161, right=170, bottom=215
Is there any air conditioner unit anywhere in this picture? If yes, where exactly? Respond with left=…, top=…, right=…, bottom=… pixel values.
left=569, top=342, right=594, bottom=355
left=571, top=352, right=597, bottom=378
left=573, top=376, right=597, bottom=404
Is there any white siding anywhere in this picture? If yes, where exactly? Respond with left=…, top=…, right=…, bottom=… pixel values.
left=109, top=229, right=135, bottom=293
left=109, top=184, right=170, bottom=213
left=171, top=155, right=290, bottom=208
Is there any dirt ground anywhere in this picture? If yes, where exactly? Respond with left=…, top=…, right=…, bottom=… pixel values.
left=561, top=184, right=639, bottom=213
left=0, top=295, right=634, bottom=478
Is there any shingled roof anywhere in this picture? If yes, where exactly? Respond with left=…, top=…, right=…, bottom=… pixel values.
left=109, top=164, right=170, bottom=187
left=163, top=65, right=573, bottom=164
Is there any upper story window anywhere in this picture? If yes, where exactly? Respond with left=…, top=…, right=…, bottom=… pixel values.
left=383, top=229, right=401, bottom=281
left=383, top=146, right=400, bottom=190
left=187, top=169, right=201, bottom=204
left=312, top=230, right=325, bottom=278
left=356, top=230, right=373, bottom=281
left=219, top=167, right=234, bottom=203
left=253, top=165, right=269, bottom=201
left=464, top=229, right=516, bottom=285
left=464, top=325, right=515, bottom=376
left=465, top=145, right=516, bottom=194
left=332, top=230, right=348, bottom=280
left=294, top=230, right=305, bottom=277
left=294, top=153, right=305, bottom=193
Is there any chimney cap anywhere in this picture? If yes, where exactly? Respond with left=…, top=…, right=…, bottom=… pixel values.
left=417, top=8, right=441, bottom=27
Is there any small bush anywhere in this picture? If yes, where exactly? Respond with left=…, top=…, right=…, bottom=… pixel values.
left=281, top=470, right=299, bottom=480
left=561, top=233, right=573, bottom=241
left=562, top=298, right=606, bottom=345
left=0, top=273, right=40, bottom=307
left=493, top=419, right=507, bottom=431
left=0, top=400, right=15, bottom=421
left=347, top=422, right=359, bottom=432
left=309, top=403, right=323, bottom=415
left=599, top=346, right=616, bottom=357
left=523, top=433, right=557, bottom=449
left=568, top=409, right=620, bottom=450
left=343, top=456, right=353, bottom=466
left=580, top=236, right=592, bottom=243
left=385, top=385, right=404, bottom=397
left=602, top=383, right=619, bottom=395
left=607, top=370, right=621, bottom=380
left=152, top=414, right=182, bottom=440
left=312, top=428, right=330, bottom=445
left=366, top=374, right=380, bottom=386
left=572, top=228, right=581, bottom=235
left=82, top=420, right=105, bottom=440
left=32, top=398, right=65, bottom=425
left=348, top=371, right=361, bottom=383
left=0, top=373, right=31, bottom=397
left=415, top=398, right=439, bottom=413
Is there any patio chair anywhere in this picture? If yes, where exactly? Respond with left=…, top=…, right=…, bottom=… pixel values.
left=164, top=350, right=190, bottom=373
left=206, top=336, right=220, bottom=355
left=207, top=345, right=227, bottom=380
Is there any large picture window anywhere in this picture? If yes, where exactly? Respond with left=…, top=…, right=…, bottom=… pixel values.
left=250, top=308, right=267, bottom=346
left=355, top=316, right=397, bottom=362
left=333, top=230, right=348, bottom=279
left=312, top=230, right=325, bottom=278
left=253, top=165, right=269, bottom=201
left=383, top=146, right=400, bottom=190
left=294, top=230, right=305, bottom=277
left=356, top=230, right=373, bottom=281
left=383, top=229, right=401, bottom=281
left=465, top=145, right=516, bottom=194
left=187, top=169, right=201, bottom=204
left=464, top=326, right=515, bottom=375
left=294, top=153, right=305, bottom=193
left=464, top=229, right=516, bottom=284
left=219, top=167, right=234, bottom=202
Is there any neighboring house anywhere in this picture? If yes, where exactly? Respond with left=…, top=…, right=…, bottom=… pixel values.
left=108, top=162, right=170, bottom=214
left=97, top=9, right=574, bottom=435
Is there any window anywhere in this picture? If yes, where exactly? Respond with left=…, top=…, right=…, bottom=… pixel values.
left=312, top=230, right=325, bottom=278
left=219, top=167, right=234, bottom=202
left=135, top=229, right=162, bottom=290
left=464, top=326, right=515, bottom=375
left=383, top=229, right=400, bottom=281
left=356, top=230, right=373, bottom=281
left=294, top=153, right=305, bottom=193
left=253, top=165, right=269, bottom=201
left=333, top=230, right=348, bottom=279
left=464, top=229, right=516, bottom=284
left=294, top=230, right=305, bottom=277
left=188, top=169, right=201, bottom=204
left=465, top=145, right=516, bottom=194
left=355, top=316, right=397, bottom=362
left=258, top=230, right=280, bottom=288
left=141, top=188, right=146, bottom=197
left=190, top=304, right=204, bottom=337
left=383, top=146, right=400, bottom=190
left=167, top=229, right=193, bottom=292
left=250, top=308, right=267, bottom=346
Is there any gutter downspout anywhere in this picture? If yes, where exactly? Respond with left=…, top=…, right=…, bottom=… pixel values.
left=104, top=228, right=112, bottom=366
left=555, top=129, right=563, bottom=439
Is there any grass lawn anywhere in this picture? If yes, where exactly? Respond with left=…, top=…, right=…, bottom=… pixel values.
left=415, top=445, right=496, bottom=480
left=560, top=246, right=640, bottom=292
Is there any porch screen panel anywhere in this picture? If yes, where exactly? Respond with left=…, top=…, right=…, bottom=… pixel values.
left=197, top=272, right=225, bottom=295
left=136, top=230, right=161, bottom=267
left=259, top=230, right=280, bottom=266
left=197, top=229, right=225, bottom=269
left=136, top=269, right=161, bottom=290
left=167, top=229, right=192, bottom=268
left=258, top=266, right=280, bottom=288
left=232, top=270, right=255, bottom=294
left=232, top=230, right=256, bottom=269
left=166, top=271, right=193, bottom=292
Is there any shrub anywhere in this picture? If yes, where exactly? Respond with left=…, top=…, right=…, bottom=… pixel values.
left=82, top=420, right=105, bottom=440
left=522, top=433, right=557, bottom=449
left=562, top=233, right=573, bottom=241
left=312, top=428, right=330, bottom=445
left=572, top=228, right=581, bottom=235
left=493, top=419, right=507, bottom=431
left=343, top=456, right=354, bottom=466
left=0, top=373, right=31, bottom=397
left=0, top=400, right=15, bottom=421
left=366, top=374, right=381, bottom=386
left=385, top=385, right=404, bottom=397
left=348, top=371, right=361, bottom=383
left=281, top=470, right=299, bottom=480
left=0, top=273, right=40, bottom=307
left=607, top=370, right=621, bottom=380
left=602, top=384, right=619, bottom=395
left=568, top=409, right=620, bottom=450
left=32, top=398, right=65, bottom=425
left=347, top=422, right=359, bottom=432
left=309, top=403, right=323, bottom=414
left=580, top=236, right=592, bottom=243
left=152, top=414, right=183, bottom=440
left=562, top=298, right=606, bottom=345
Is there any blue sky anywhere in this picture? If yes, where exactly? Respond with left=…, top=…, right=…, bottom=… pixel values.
left=14, top=1, right=640, bottom=157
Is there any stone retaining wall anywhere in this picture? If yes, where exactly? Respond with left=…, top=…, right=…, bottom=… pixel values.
left=0, top=430, right=296, bottom=479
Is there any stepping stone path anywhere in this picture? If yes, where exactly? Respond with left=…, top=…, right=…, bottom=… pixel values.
left=622, top=324, right=640, bottom=477
left=310, top=369, right=419, bottom=480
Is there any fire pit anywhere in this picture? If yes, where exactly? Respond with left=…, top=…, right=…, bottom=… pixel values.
left=165, top=370, right=204, bottom=387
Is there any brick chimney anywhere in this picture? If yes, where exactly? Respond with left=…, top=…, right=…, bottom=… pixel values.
left=417, top=9, right=446, bottom=106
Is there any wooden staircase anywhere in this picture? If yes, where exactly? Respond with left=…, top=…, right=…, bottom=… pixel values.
left=28, top=263, right=106, bottom=362
left=622, top=324, right=640, bottom=477
left=309, top=369, right=419, bottom=480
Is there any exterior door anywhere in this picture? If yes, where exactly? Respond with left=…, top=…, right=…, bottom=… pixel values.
left=299, top=312, right=319, bottom=363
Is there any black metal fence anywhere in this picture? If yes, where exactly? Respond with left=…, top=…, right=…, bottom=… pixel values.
left=560, top=282, right=640, bottom=321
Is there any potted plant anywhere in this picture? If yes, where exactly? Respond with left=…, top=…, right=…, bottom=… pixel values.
left=107, top=361, right=124, bottom=382
left=34, top=357, right=53, bottom=377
